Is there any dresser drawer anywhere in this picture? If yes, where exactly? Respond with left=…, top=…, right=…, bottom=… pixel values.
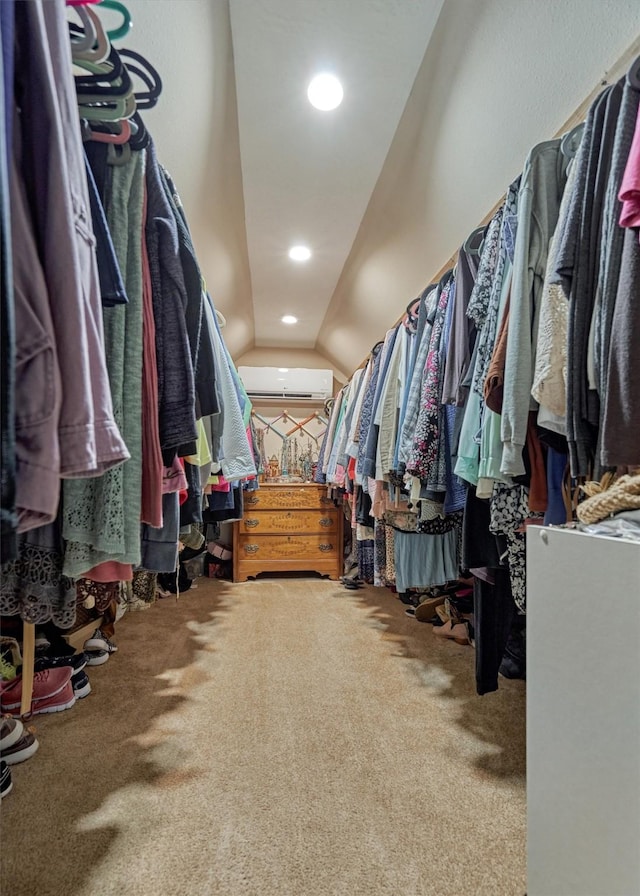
left=237, top=533, right=339, bottom=562
left=238, top=509, right=339, bottom=535
left=244, top=486, right=334, bottom=511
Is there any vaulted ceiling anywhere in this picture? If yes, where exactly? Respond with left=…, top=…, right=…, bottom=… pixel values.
left=113, top=0, right=639, bottom=380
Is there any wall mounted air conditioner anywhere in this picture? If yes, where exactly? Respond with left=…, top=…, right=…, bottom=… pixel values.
left=238, top=367, right=333, bottom=401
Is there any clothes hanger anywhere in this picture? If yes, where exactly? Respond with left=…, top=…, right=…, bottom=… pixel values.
left=97, top=0, right=132, bottom=42
left=79, top=90, right=135, bottom=122
left=107, top=142, right=132, bottom=165
left=463, top=225, right=486, bottom=256
left=70, top=8, right=110, bottom=63
left=118, top=49, right=163, bottom=109
left=627, top=54, right=640, bottom=90
left=68, top=6, right=97, bottom=53
left=75, top=48, right=133, bottom=97
left=127, top=111, right=150, bottom=149
left=560, top=121, right=585, bottom=159
left=403, top=296, right=421, bottom=333
left=85, top=118, right=131, bottom=144
left=73, top=42, right=124, bottom=81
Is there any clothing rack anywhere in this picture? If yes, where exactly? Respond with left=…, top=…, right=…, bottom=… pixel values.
left=355, top=33, right=640, bottom=372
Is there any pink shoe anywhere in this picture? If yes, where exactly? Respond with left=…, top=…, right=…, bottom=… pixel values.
left=0, top=667, right=73, bottom=713
left=29, top=681, right=76, bottom=715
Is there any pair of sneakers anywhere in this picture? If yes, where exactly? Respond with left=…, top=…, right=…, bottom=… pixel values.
left=83, top=629, right=118, bottom=666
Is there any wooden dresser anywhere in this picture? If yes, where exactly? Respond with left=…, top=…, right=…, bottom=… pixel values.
left=232, top=483, right=343, bottom=582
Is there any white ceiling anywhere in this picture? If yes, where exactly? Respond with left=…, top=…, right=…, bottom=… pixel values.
left=93, top=0, right=640, bottom=377
left=228, top=0, right=444, bottom=348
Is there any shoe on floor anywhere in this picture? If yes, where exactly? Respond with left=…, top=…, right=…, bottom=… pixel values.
left=0, top=718, right=24, bottom=751
left=84, top=629, right=118, bottom=654
left=84, top=649, right=109, bottom=667
left=0, top=761, right=12, bottom=799
left=71, top=670, right=92, bottom=699
left=415, top=595, right=446, bottom=623
left=0, top=719, right=39, bottom=765
left=1, top=667, right=73, bottom=713
left=29, top=681, right=76, bottom=716
left=433, top=621, right=471, bottom=646
left=33, top=652, right=88, bottom=675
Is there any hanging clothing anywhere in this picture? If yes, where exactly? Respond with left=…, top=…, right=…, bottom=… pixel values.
left=501, top=138, right=567, bottom=478
left=14, top=0, right=128, bottom=478
left=62, top=149, right=147, bottom=577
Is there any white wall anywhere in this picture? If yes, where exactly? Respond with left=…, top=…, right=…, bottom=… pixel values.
left=317, top=0, right=640, bottom=374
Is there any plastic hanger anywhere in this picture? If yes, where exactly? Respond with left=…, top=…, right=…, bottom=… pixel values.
left=463, top=225, right=486, bottom=256
left=107, top=142, right=132, bottom=166
left=78, top=90, right=135, bottom=121
left=70, top=8, right=110, bottom=63
left=118, top=49, right=163, bottom=108
left=84, top=118, right=132, bottom=144
left=74, top=43, right=124, bottom=80
left=560, top=121, right=585, bottom=159
left=127, top=111, right=150, bottom=149
left=69, top=6, right=97, bottom=53
left=97, top=0, right=132, bottom=42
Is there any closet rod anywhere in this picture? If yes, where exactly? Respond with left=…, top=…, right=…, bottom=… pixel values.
left=353, top=32, right=640, bottom=374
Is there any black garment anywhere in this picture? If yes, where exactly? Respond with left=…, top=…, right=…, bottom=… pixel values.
left=474, top=567, right=517, bottom=696
left=84, top=151, right=127, bottom=307
left=179, top=460, right=202, bottom=527
left=0, top=1, right=16, bottom=563
left=144, top=139, right=197, bottom=454
left=160, top=167, right=218, bottom=419
left=355, top=488, right=374, bottom=527
left=202, top=483, right=244, bottom=523
left=461, top=486, right=500, bottom=571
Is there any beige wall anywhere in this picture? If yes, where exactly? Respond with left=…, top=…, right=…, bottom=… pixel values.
left=317, top=0, right=640, bottom=375
left=131, top=0, right=254, bottom=360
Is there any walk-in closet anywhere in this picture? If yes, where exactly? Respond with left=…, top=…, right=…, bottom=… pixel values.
left=2, top=2, right=640, bottom=895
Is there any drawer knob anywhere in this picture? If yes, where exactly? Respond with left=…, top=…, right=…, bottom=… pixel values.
left=245, top=495, right=259, bottom=505
left=319, top=543, right=333, bottom=553
left=319, top=517, right=333, bottom=528
left=244, top=544, right=259, bottom=554
left=245, top=518, right=260, bottom=528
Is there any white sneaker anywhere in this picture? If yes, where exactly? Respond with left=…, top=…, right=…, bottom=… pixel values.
left=85, top=649, right=109, bottom=667
left=84, top=629, right=108, bottom=652
left=84, top=629, right=118, bottom=654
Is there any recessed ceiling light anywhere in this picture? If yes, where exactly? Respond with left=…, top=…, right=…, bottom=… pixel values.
left=289, top=245, right=312, bottom=262
left=281, top=315, right=298, bottom=325
left=307, top=73, right=343, bottom=111
left=278, top=368, right=289, bottom=373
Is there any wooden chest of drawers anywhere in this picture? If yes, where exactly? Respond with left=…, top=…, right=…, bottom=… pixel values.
left=232, top=483, right=343, bottom=582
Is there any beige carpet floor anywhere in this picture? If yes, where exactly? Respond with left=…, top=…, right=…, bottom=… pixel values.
left=1, top=577, right=526, bottom=896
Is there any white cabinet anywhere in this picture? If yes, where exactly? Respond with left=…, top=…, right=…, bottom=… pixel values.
left=527, top=526, right=640, bottom=896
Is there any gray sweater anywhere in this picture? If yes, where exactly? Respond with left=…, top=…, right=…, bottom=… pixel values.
left=501, top=139, right=567, bottom=478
